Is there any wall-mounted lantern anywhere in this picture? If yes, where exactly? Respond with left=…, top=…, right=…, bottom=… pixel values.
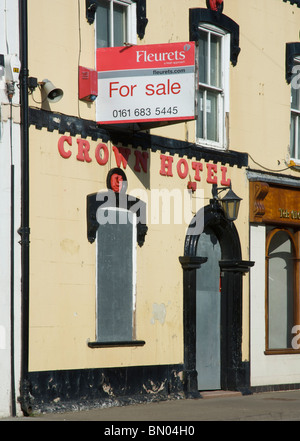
left=211, top=183, right=242, bottom=222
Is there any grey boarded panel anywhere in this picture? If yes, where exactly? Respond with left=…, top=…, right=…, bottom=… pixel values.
left=196, top=227, right=221, bottom=390
left=96, top=209, right=134, bottom=342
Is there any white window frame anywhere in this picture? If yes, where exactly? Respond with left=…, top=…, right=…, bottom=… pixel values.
left=196, top=24, right=230, bottom=150
left=290, top=58, right=300, bottom=163
left=95, top=0, right=137, bottom=48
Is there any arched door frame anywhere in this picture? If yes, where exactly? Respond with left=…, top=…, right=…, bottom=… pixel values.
left=179, top=202, right=254, bottom=397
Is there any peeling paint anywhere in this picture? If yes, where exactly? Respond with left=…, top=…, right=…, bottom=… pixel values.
left=176, top=371, right=183, bottom=381
left=26, top=365, right=185, bottom=414
left=143, top=380, right=166, bottom=394
left=103, top=383, right=114, bottom=397
left=150, top=303, right=167, bottom=325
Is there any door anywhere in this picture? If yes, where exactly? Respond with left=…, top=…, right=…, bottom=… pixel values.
left=196, top=227, right=221, bottom=390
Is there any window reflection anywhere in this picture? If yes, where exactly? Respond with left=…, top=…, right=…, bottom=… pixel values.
left=267, top=230, right=295, bottom=349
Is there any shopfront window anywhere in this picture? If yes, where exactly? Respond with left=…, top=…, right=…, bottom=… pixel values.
left=266, top=227, right=299, bottom=353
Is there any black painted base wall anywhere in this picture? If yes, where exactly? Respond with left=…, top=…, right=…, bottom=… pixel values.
left=22, top=362, right=300, bottom=414
left=25, top=364, right=185, bottom=414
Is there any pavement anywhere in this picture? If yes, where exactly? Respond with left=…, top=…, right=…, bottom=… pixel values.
left=2, top=389, right=300, bottom=422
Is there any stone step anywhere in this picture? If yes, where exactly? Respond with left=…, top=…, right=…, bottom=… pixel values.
left=200, top=390, right=242, bottom=399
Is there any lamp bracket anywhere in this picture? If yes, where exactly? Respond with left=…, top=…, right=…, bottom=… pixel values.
left=212, top=183, right=231, bottom=199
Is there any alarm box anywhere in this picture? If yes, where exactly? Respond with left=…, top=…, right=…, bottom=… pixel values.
left=79, top=66, right=98, bottom=102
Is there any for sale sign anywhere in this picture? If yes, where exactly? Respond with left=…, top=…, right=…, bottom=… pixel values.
left=96, top=42, right=196, bottom=125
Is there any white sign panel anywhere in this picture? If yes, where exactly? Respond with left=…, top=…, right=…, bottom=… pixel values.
left=96, top=42, right=196, bottom=125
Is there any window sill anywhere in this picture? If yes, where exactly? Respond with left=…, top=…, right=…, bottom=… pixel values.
left=88, top=340, right=146, bottom=348
left=265, top=349, right=300, bottom=355
left=195, top=139, right=227, bottom=151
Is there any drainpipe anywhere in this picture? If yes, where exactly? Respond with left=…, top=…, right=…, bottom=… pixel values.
left=9, top=96, right=16, bottom=418
left=18, top=0, right=31, bottom=416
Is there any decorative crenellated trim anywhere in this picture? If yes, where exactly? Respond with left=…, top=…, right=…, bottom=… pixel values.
left=283, top=0, right=300, bottom=8
left=29, top=107, right=249, bottom=169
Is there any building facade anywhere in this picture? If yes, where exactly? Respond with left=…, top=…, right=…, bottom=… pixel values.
left=2, top=0, right=300, bottom=417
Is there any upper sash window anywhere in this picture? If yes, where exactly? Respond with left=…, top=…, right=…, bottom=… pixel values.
left=96, top=0, right=137, bottom=48
left=196, top=24, right=230, bottom=150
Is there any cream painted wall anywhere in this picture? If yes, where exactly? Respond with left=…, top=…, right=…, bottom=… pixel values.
left=28, top=0, right=95, bottom=121
left=147, top=0, right=300, bottom=181
left=229, top=1, right=294, bottom=168
left=27, top=128, right=184, bottom=370
left=29, top=0, right=300, bottom=372
left=28, top=126, right=246, bottom=371
left=27, top=0, right=300, bottom=168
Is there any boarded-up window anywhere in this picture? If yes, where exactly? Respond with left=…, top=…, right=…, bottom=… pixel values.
left=96, top=208, right=136, bottom=342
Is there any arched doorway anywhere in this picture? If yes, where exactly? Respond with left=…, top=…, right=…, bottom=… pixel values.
left=179, top=202, right=253, bottom=397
